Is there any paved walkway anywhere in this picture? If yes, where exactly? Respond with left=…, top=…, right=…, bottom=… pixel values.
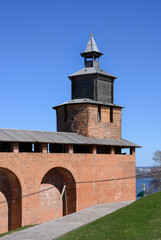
left=1, top=201, right=133, bottom=240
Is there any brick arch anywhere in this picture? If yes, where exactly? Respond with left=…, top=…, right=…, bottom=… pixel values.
left=0, top=167, right=22, bottom=232
left=41, top=167, right=76, bottom=216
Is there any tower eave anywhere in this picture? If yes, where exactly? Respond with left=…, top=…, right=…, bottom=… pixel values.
left=68, top=68, right=117, bottom=80
left=52, top=98, right=124, bottom=110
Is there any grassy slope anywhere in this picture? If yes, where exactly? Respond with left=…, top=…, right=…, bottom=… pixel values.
left=59, top=192, right=161, bottom=240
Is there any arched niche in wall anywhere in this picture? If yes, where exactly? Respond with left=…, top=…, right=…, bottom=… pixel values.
left=40, top=167, right=76, bottom=220
left=0, top=168, right=22, bottom=233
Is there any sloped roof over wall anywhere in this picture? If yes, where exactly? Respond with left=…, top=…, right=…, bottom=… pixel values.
left=0, top=129, right=141, bottom=148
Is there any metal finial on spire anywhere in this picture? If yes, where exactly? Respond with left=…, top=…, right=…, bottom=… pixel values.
left=90, top=33, right=93, bottom=37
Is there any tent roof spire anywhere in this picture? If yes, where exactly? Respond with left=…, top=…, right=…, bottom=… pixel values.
left=81, top=34, right=103, bottom=58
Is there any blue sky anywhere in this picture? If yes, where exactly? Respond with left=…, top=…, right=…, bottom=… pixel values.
left=0, top=0, right=161, bottom=166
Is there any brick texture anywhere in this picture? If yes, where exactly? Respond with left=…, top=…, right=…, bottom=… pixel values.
left=57, top=103, right=121, bottom=139
left=0, top=151, right=135, bottom=233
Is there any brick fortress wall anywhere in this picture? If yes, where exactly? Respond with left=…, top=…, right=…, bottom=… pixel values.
left=0, top=148, right=135, bottom=234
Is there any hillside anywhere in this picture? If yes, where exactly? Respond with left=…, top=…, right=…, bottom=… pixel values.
left=59, top=192, right=161, bottom=240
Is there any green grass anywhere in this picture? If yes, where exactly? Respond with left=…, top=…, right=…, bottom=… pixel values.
left=59, top=192, right=161, bottom=240
left=0, top=225, right=36, bottom=238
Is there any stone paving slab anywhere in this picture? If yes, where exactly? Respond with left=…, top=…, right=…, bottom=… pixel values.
left=1, top=201, right=134, bottom=240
